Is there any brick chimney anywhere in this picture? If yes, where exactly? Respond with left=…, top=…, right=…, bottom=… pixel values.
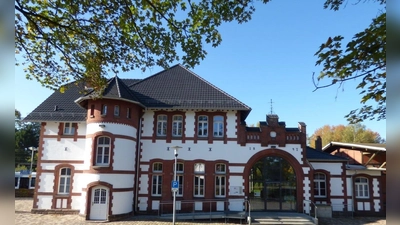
left=298, top=122, right=306, bottom=135
left=315, top=136, right=322, bottom=151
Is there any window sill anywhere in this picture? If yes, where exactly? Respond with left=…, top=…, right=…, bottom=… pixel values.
left=92, top=165, right=110, bottom=169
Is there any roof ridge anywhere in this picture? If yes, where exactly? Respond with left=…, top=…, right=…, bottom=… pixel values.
left=127, top=64, right=181, bottom=88
left=180, top=65, right=251, bottom=110
left=115, top=76, right=122, bottom=98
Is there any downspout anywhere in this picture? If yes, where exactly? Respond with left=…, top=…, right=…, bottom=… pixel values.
left=134, top=113, right=143, bottom=214
left=351, top=170, right=357, bottom=218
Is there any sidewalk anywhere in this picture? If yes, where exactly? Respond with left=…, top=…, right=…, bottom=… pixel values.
left=15, top=198, right=386, bottom=225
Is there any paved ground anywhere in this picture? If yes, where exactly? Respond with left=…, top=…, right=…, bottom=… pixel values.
left=15, top=198, right=386, bottom=225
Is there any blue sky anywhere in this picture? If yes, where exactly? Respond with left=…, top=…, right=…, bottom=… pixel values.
left=15, top=0, right=386, bottom=140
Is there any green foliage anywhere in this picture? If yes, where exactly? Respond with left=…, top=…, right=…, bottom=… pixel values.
left=309, top=123, right=383, bottom=148
left=314, top=1, right=386, bottom=123
left=15, top=0, right=271, bottom=91
left=15, top=109, right=40, bottom=169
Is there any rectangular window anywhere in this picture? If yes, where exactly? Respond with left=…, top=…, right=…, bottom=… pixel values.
left=194, top=175, right=205, bottom=197
left=96, top=136, right=111, bottom=165
left=198, top=116, right=208, bottom=137
left=152, top=175, right=162, bottom=196
left=63, top=122, right=76, bottom=135
left=127, top=108, right=131, bottom=119
left=114, top=105, right=120, bottom=116
left=355, top=177, right=369, bottom=198
left=58, top=168, right=71, bottom=194
left=172, top=115, right=183, bottom=136
left=157, top=115, right=167, bottom=136
left=215, top=176, right=225, bottom=197
left=101, top=104, right=107, bottom=115
left=90, top=105, right=95, bottom=117
left=314, top=173, right=326, bottom=197
left=213, top=116, right=224, bottom=137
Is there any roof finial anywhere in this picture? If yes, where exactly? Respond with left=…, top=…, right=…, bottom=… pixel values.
left=270, top=99, right=274, bottom=114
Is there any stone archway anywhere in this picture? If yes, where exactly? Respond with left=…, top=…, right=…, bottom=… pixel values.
left=244, top=149, right=305, bottom=212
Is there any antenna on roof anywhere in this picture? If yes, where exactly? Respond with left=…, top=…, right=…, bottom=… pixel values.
left=269, top=99, right=274, bottom=114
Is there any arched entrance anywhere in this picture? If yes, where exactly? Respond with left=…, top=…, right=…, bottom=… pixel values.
left=246, top=149, right=304, bottom=212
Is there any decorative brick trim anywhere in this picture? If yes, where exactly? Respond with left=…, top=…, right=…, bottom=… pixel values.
left=33, top=122, right=46, bottom=209
left=52, top=164, right=76, bottom=209
left=152, top=110, right=186, bottom=143
left=312, top=169, right=331, bottom=204
left=85, top=181, right=114, bottom=220
left=243, top=148, right=305, bottom=213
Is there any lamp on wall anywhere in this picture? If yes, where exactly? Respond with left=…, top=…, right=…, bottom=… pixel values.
left=99, top=124, right=106, bottom=128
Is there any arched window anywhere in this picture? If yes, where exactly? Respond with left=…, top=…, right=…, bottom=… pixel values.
left=152, top=162, right=163, bottom=196
left=355, top=177, right=369, bottom=198
left=96, top=136, right=111, bottom=166
left=314, top=173, right=326, bottom=197
left=58, top=168, right=71, bottom=194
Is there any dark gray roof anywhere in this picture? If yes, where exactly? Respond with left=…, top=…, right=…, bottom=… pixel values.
left=130, top=64, right=251, bottom=112
left=25, top=64, right=252, bottom=122
left=23, top=82, right=87, bottom=122
left=306, top=147, right=348, bottom=162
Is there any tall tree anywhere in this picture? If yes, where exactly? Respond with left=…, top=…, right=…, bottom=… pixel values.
left=309, top=123, right=382, bottom=148
left=15, top=0, right=385, bottom=123
left=15, top=0, right=271, bottom=91
left=313, top=0, right=386, bottom=123
left=15, top=109, right=40, bottom=170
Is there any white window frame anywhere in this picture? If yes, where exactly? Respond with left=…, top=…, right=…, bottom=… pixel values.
left=355, top=177, right=369, bottom=198
left=114, top=105, right=120, bottom=116
left=63, top=122, right=76, bottom=135
left=213, top=116, right=224, bottom=137
left=157, top=115, right=167, bottom=136
left=96, top=136, right=111, bottom=166
left=215, top=163, right=226, bottom=197
left=172, top=115, right=183, bottom=137
left=101, top=104, right=107, bottom=115
left=314, top=173, right=326, bottom=197
left=58, top=168, right=71, bottom=194
left=152, top=163, right=163, bottom=196
left=194, top=163, right=205, bottom=197
left=198, top=116, right=208, bottom=137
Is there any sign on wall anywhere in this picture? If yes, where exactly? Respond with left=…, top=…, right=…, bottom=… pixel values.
left=229, top=186, right=243, bottom=195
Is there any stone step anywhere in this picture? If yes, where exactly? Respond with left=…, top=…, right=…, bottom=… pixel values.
left=251, top=217, right=315, bottom=225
